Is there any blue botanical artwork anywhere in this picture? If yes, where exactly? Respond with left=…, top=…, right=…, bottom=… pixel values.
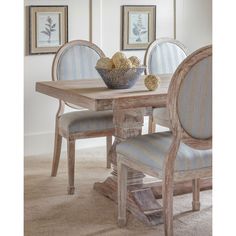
left=37, top=13, right=60, bottom=47
left=40, top=16, right=56, bottom=43
left=129, top=12, right=148, bottom=44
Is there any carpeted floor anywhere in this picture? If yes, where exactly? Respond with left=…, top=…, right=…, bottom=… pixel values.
left=25, top=146, right=212, bottom=236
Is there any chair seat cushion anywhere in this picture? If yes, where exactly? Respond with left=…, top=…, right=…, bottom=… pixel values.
left=153, top=108, right=171, bottom=128
left=117, top=131, right=212, bottom=173
left=59, top=110, right=114, bottom=134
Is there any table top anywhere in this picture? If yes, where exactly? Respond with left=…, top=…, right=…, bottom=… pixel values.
left=36, top=74, right=171, bottom=111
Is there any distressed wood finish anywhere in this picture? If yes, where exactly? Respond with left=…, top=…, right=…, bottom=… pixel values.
left=36, top=71, right=212, bottom=225
left=148, top=114, right=156, bottom=134
left=49, top=40, right=113, bottom=194
left=150, top=178, right=212, bottom=199
left=67, top=139, right=76, bottom=195
left=36, top=75, right=171, bottom=111
left=95, top=103, right=164, bottom=225
left=117, top=46, right=212, bottom=235
left=162, top=134, right=181, bottom=236
left=192, top=179, right=200, bottom=211
left=106, top=136, right=112, bottom=169
left=117, top=161, right=128, bottom=227
left=51, top=100, right=65, bottom=176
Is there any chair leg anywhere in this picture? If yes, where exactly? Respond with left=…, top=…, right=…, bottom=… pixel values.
left=51, top=128, right=62, bottom=177
left=117, top=160, right=128, bottom=227
left=148, top=115, right=156, bottom=134
left=106, top=136, right=112, bottom=169
left=162, top=175, right=174, bottom=236
left=192, top=178, right=200, bottom=211
left=67, top=139, right=75, bottom=195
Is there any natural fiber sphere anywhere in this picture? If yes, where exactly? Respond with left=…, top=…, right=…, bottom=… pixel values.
left=96, top=57, right=114, bottom=70
left=144, top=75, right=161, bottom=91
left=129, top=56, right=141, bottom=67
left=112, top=52, right=127, bottom=68
left=118, top=58, right=133, bottom=69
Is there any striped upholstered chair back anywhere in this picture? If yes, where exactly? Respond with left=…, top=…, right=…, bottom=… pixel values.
left=52, top=40, right=105, bottom=81
left=145, top=38, right=187, bottom=131
left=144, top=38, right=187, bottom=75
left=168, top=45, right=212, bottom=149
left=52, top=40, right=105, bottom=109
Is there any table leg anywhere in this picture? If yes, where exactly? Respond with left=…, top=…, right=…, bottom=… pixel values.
left=94, top=106, right=163, bottom=226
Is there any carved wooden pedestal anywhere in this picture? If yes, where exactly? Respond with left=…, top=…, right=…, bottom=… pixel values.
left=94, top=105, right=164, bottom=225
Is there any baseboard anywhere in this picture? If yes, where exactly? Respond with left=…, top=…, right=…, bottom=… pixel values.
left=24, top=131, right=107, bottom=157
left=24, top=117, right=165, bottom=157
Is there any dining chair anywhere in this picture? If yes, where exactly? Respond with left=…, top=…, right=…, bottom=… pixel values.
left=51, top=40, right=114, bottom=194
left=144, top=38, right=187, bottom=133
left=117, top=45, right=212, bottom=235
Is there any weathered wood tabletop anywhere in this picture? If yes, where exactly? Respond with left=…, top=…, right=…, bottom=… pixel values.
left=36, top=75, right=171, bottom=111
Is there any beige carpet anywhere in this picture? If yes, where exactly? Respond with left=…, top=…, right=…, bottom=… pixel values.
left=25, top=147, right=212, bottom=236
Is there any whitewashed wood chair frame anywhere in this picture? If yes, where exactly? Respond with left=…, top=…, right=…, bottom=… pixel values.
left=51, top=40, right=114, bottom=194
left=144, top=38, right=187, bottom=133
left=118, top=45, right=212, bottom=235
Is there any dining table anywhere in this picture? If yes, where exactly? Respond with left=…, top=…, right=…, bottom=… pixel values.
left=36, top=74, right=212, bottom=226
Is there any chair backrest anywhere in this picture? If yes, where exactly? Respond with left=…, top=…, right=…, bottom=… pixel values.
left=52, top=40, right=105, bottom=81
left=167, top=45, right=212, bottom=150
left=52, top=40, right=105, bottom=110
left=144, top=38, right=187, bottom=75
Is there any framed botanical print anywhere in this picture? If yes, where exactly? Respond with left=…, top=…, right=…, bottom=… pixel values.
left=29, top=6, right=68, bottom=55
left=122, top=5, right=156, bottom=50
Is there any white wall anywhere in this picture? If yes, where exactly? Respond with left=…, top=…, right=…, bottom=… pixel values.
left=176, top=0, right=212, bottom=53
left=24, top=0, right=212, bottom=156
left=24, top=0, right=91, bottom=156
left=24, top=0, right=174, bottom=156
left=98, top=0, right=174, bottom=60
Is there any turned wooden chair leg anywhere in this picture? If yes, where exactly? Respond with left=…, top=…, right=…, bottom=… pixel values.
left=67, top=139, right=75, bottom=195
left=162, top=175, right=174, bottom=236
left=51, top=127, right=62, bottom=177
left=106, top=136, right=112, bottom=169
left=118, top=160, right=128, bottom=227
left=148, top=115, right=156, bottom=134
left=192, top=178, right=200, bottom=211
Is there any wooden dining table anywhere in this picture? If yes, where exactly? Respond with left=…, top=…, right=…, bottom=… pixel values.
left=36, top=75, right=211, bottom=226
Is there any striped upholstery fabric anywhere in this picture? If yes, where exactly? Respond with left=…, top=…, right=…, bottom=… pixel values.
left=57, top=45, right=101, bottom=80
left=178, top=56, right=212, bottom=139
left=59, top=110, right=114, bottom=134
left=149, top=41, right=186, bottom=127
left=55, top=42, right=114, bottom=131
left=117, top=131, right=212, bottom=173
left=153, top=108, right=171, bottom=128
left=148, top=42, right=186, bottom=75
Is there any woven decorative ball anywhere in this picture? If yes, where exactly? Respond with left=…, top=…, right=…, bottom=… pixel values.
left=118, top=58, right=133, bottom=69
left=129, top=56, right=141, bottom=67
left=112, top=52, right=127, bottom=68
left=96, top=57, right=114, bottom=70
left=144, top=75, right=161, bottom=91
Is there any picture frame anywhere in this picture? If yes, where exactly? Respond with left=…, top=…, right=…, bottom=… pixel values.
left=29, top=5, right=68, bottom=55
left=122, top=5, right=156, bottom=50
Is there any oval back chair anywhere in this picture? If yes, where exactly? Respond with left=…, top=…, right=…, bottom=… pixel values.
left=144, top=38, right=187, bottom=132
left=117, top=45, right=212, bottom=235
left=168, top=45, right=212, bottom=148
left=52, top=39, right=104, bottom=109
left=51, top=40, right=114, bottom=194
